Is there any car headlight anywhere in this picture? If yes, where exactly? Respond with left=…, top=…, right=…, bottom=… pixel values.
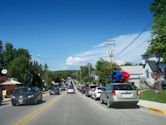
left=28, top=95, right=34, bottom=98
left=11, top=95, right=16, bottom=99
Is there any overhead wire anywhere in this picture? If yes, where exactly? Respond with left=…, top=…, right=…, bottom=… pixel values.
left=115, top=22, right=151, bottom=57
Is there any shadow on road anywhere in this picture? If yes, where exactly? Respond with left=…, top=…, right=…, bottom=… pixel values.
left=111, top=105, right=140, bottom=109
left=38, top=100, right=46, bottom=104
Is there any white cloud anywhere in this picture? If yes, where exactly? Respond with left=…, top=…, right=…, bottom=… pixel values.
left=65, top=31, right=151, bottom=69
left=66, top=56, right=82, bottom=65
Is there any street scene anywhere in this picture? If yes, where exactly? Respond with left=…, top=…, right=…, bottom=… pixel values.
left=0, top=0, right=166, bottom=125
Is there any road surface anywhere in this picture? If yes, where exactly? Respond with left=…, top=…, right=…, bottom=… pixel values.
left=0, top=92, right=166, bottom=125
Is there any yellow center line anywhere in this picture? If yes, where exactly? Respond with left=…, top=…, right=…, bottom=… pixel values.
left=12, top=92, right=65, bottom=125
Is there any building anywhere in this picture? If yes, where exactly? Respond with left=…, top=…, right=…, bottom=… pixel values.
left=120, top=65, right=143, bottom=88
left=142, top=53, right=166, bottom=87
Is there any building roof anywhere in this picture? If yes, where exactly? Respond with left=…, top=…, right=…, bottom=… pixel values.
left=121, top=66, right=143, bottom=75
left=146, top=60, right=160, bottom=72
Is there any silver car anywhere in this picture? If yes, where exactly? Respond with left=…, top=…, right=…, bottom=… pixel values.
left=100, top=83, right=139, bottom=108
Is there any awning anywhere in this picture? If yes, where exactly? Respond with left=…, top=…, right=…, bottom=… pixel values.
left=1, top=80, right=22, bottom=85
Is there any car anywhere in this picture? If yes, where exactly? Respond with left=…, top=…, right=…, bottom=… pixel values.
left=161, top=80, right=166, bottom=89
left=85, top=84, right=97, bottom=97
left=67, top=86, right=75, bottom=94
left=60, top=86, right=66, bottom=91
left=11, top=86, right=42, bottom=106
left=100, top=83, right=139, bottom=108
left=91, top=87, right=105, bottom=100
left=49, top=87, right=60, bottom=95
left=0, top=87, right=3, bottom=105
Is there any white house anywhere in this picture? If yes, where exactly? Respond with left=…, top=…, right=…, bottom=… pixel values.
left=142, top=53, right=166, bottom=87
left=120, top=66, right=143, bottom=88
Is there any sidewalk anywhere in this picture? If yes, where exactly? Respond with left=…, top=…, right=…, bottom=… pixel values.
left=138, top=100, right=166, bottom=115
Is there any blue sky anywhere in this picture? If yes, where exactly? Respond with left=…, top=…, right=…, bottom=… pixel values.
left=0, top=0, right=153, bottom=70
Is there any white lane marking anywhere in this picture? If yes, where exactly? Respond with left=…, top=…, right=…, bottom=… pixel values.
left=78, top=92, right=107, bottom=112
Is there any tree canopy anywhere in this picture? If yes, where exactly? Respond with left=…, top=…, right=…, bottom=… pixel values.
left=96, top=59, right=120, bottom=85
left=148, top=0, right=166, bottom=62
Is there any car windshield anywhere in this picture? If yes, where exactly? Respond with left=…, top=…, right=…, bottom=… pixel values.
left=15, top=88, right=35, bottom=94
left=68, top=87, right=74, bottom=89
left=54, top=87, right=59, bottom=90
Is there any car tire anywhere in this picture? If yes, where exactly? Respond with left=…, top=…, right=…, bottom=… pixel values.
left=107, top=99, right=111, bottom=108
left=12, top=103, right=16, bottom=106
left=34, top=100, right=38, bottom=105
left=0, top=100, right=2, bottom=105
left=100, top=98, right=104, bottom=104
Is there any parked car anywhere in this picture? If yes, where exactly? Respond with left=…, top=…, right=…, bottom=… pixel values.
left=85, top=84, right=97, bottom=97
left=161, top=80, right=166, bottom=89
left=11, top=86, right=42, bottom=106
left=67, top=86, right=75, bottom=94
left=100, top=83, right=139, bottom=108
left=80, top=86, right=86, bottom=94
left=60, top=86, right=66, bottom=91
left=0, top=87, right=3, bottom=105
left=91, top=87, right=105, bottom=100
left=49, top=87, right=60, bottom=95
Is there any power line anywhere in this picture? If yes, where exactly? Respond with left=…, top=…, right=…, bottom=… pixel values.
left=118, top=38, right=150, bottom=57
left=116, top=22, right=151, bottom=57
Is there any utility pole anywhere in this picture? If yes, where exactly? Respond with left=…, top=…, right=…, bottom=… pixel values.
left=105, top=40, right=115, bottom=69
left=87, top=63, right=91, bottom=76
left=80, top=67, right=82, bottom=82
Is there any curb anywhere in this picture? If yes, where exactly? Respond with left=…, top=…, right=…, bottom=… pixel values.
left=139, top=104, right=166, bottom=115
left=148, top=107, right=166, bottom=115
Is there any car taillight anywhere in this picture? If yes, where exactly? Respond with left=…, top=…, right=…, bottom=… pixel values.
left=112, top=90, right=116, bottom=96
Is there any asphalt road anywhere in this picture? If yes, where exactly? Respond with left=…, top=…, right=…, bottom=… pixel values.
left=0, top=91, right=166, bottom=125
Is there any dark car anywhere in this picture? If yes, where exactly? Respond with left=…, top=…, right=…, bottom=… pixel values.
left=0, top=87, right=3, bottom=105
left=49, top=87, right=60, bottom=95
left=11, top=87, right=42, bottom=106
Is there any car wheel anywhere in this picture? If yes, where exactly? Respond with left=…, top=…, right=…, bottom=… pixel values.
left=107, top=99, right=111, bottom=108
left=12, top=103, right=16, bottom=106
left=100, top=98, right=104, bottom=104
left=34, top=100, right=38, bottom=105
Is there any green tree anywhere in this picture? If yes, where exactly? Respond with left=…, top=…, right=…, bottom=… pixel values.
left=80, top=63, right=94, bottom=83
left=8, top=56, right=31, bottom=85
left=96, top=59, right=120, bottom=85
left=123, top=62, right=133, bottom=66
left=3, top=43, right=17, bottom=67
left=0, top=41, right=4, bottom=68
left=17, top=48, right=31, bottom=59
left=148, top=0, right=166, bottom=62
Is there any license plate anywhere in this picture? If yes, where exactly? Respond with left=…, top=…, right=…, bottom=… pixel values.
left=18, top=99, right=23, bottom=104
left=122, top=94, right=132, bottom=98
